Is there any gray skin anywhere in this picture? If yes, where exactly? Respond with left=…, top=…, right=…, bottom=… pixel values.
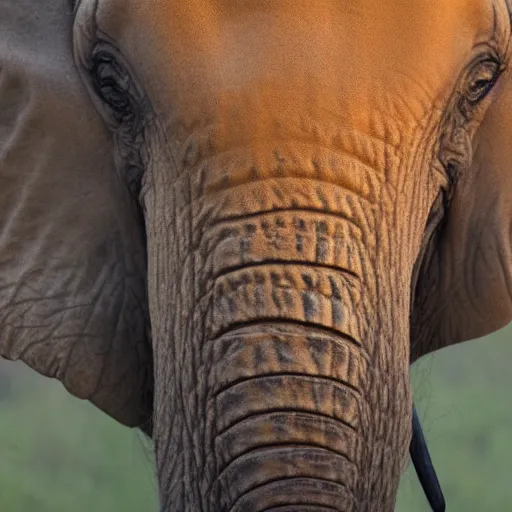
left=1, top=1, right=512, bottom=511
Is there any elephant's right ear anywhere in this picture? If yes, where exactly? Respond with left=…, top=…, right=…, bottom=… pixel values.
left=0, top=1, right=152, bottom=430
left=411, top=65, right=512, bottom=360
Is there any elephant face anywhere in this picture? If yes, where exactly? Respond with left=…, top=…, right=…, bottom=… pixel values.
left=2, top=1, right=511, bottom=511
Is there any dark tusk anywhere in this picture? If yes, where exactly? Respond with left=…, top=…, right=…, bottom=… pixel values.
left=410, top=405, right=446, bottom=512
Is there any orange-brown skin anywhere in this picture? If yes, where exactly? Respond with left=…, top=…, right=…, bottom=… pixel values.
left=1, top=1, right=512, bottom=510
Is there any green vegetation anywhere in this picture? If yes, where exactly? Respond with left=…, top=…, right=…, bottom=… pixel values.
left=0, top=364, right=158, bottom=512
left=397, top=323, right=512, bottom=511
left=1, top=323, right=511, bottom=511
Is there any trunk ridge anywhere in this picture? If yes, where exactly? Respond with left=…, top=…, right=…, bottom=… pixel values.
left=151, top=189, right=411, bottom=511
left=193, top=206, right=380, bottom=510
left=205, top=324, right=365, bottom=511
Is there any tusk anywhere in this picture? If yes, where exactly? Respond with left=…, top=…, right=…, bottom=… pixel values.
left=410, top=405, right=446, bottom=512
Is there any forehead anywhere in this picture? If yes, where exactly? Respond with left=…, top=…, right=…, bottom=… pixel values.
left=101, top=0, right=509, bottom=54
left=109, top=0, right=509, bottom=75
left=143, top=0, right=507, bottom=50
left=95, top=0, right=511, bottom=124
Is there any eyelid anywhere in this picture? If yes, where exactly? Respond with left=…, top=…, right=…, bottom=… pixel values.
left=465, top=57, right=502, bottom=103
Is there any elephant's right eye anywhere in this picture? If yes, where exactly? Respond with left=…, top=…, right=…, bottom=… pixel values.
left=466, top=58, right=502, bottom=105
left=90, top=50, right=137, bottom=125
left=86, top=45, right=147, bottom=198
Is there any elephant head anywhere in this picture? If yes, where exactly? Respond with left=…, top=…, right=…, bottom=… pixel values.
left=1, top=1, right=511, bottom=511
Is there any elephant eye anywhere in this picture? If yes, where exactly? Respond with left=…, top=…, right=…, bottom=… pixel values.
left=90, top=50, right=136, bottom=124
left=466, top=58, right=502, bottom=104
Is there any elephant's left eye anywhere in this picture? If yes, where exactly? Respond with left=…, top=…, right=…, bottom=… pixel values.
left=466, top=58, right=502, bottom=104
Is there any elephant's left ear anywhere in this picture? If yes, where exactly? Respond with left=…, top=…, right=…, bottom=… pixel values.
left=0, top=0, right=152, bottom=430
left=411, top=66, right=512, bottom=360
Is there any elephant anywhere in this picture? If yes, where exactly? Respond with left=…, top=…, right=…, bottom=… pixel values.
left=1, top=0, right=511, bottom=510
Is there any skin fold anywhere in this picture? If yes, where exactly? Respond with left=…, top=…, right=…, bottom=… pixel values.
left=1, top=1, right=511, bottom=511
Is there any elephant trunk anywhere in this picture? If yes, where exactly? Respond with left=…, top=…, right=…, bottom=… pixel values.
left=206, top=323, right=363, bottom=511
left=147, top=167, right=412, bottom=511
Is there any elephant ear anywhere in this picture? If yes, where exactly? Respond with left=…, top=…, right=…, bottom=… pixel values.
left=0, top=0, right=152, bottom=429
left=411, top=66, right=512, bottom=360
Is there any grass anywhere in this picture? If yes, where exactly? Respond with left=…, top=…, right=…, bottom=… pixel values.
left=0, top=364, right=158, bottom=512
left=397, top=323, right=512, bottom=511
left=1, top=323, right=511, bottom=511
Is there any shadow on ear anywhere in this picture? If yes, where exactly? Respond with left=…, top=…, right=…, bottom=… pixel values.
left=411, top=67, right=512, bottom=361
left=0, top=0, right=153, bottom=431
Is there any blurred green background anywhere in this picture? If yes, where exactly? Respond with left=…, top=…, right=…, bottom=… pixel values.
left=1, top=324, right=511, bottom=511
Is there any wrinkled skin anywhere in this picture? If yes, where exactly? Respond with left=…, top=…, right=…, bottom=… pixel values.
left=1, top=1, right=511, bottom=511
